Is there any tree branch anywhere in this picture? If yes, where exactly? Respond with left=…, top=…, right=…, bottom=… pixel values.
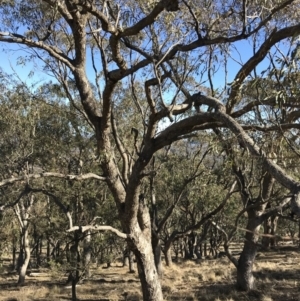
left=0, top=172, right=106, bottom=188
left=227, top=22, right=300, bottom=112
left=259, top=196, right=291, bottom=222
left=0, top=187, right=31, bottom=211
left=0, top=32, right=74, bottom=70
left=28, top=188, right=73, bottom=229
left=67, top=225, right=128, bottom=239
left=192, top=93, right=300, bottom=192
left=166, top=181, right=237, bottom=243
left=210, top=221, right=238, bottom=268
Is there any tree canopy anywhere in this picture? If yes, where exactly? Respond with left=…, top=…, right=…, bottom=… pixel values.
left=1, top=1, right=300, bottom=300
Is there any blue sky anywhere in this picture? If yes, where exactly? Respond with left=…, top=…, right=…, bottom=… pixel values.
left=1, top=43, right=52, bottom=86
left=0, top=38, right=285, bottom=92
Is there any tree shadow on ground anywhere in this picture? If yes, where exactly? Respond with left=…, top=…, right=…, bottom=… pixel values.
left=254, top=267, right=300, bottom=281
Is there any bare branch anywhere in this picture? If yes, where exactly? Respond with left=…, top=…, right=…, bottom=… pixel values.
left=0, top=32, right=74, bottom=70
left=0, top=172, right=106, bottom=188
left=67, top=225, right=128, bottom=239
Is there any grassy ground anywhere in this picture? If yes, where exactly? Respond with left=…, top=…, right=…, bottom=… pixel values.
left=0, top=247, right=300, bottom=301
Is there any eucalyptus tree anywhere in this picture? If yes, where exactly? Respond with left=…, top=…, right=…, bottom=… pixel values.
left=216, top=132, right=290, bottom=290
left=2, top=1, right=300, bottom=299
left=0, top=73, right=43, bottom=284
left=0, top=77, right=105, bottom=287
left=151, top=137, right=236, bottom=266
left=209, top=37, right=300, bottom=289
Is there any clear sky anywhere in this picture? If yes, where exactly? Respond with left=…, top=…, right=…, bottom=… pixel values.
left=1, top=43, right=49, bottom=85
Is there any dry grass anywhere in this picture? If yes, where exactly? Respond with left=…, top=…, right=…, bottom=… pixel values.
left=1, top=247, right=300, bottom=301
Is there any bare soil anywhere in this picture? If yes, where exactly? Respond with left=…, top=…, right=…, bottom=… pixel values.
left=1, top=247, right=300, bottom=301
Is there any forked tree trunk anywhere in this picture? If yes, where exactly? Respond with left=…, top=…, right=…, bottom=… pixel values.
left=237, top=212, right=260, bottom=291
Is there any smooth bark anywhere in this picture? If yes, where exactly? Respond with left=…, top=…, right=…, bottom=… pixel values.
left=18, top=227, right=30, bottom=286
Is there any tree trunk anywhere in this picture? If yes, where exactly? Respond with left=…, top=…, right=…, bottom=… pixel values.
left=46, top=237, right=50, bottom=262
left=262, top=214, right=278, bottom=249
left=128, top=250, right=135, bottom=273
left=187, top=232, right=196, bottom=259
left=18, top=227, right=30, bottom=286
left=36, top=237, right=41, bottom=267
left=236, top=213, right=260, bottom=291
left=164, top=248, right=173, bottom=267
left=123, top=248, right=129, bottom=266
left=262, top=216, right=272, bottom=249
left=83, top=230, right=92, bottom=278
left=204, top=242, right=207, bottom=257
left=39, top=236, right=43, bottom=255
left=123, top=247, right=135, bottom=272
left=183, top=237, right=190, bottom=259
left=71, top=278, right=77, bottom=301
left=56, top=240, right=60, bottom=260
left=17, top=234, right=24, bottom=271
left=12, top=235, right=17, bottom=270
left=67, top=233, right=81, bottom=301
left=195, top=244, right=202, bottom=259
left=149, top=175, right=163, bottom=277
left=270, top=216, right=278, bottom=248
left=134, top=245, right=163, bottom=301
left=164, top=239, right=173, bottom=267
left=126, top=198, right=164, bottom=301
left=152, top=234, right=163, bottom=277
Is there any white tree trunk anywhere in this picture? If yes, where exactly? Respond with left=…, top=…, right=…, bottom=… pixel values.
left=18, top=227, right=30, bottom=286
